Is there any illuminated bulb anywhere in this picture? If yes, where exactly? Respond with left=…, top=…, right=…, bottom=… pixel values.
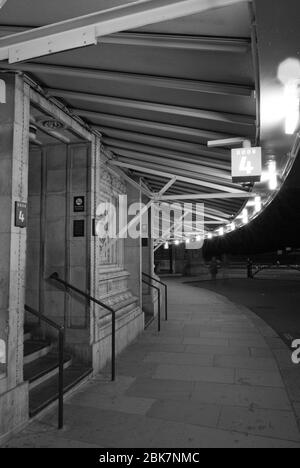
left=175, top=240, right=180, bottom=246
left=268, top=161, right=278, bottom=190
left=186, top=238, right=190, bottom=245
left=219, top=227, right=224, bottom=236
left=164, top=242, right=169, bottom=250
left=254, top=196, right=262, bottom=213
left=242, top=209, right=248, bottom=225
left=230, top=222, right=236, bottom=231
left=196, top=235, right=202, bottom=242
left=207, top=232, right=213, bottom=240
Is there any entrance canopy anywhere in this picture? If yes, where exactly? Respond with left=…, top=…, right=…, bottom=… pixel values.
left=0, top=0, right=298, bottom=239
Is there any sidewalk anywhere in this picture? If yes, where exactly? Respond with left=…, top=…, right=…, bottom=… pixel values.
left=5, top=279, right=300, bottom=448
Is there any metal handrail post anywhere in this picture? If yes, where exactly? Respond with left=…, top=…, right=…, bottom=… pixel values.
left=142, top=273, right=168, bottom=321
left=58, top=329, right=64, bottom=429
left=50, top=272, right=116, bottom=381
left=142, top=279, right=161, bottom=332
left=111, top=311, right=116, bottom=381
left=25, top=304, right=65, bottom=430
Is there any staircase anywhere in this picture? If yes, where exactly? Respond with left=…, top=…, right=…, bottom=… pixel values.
left=23, top=323, right=92, bottom=418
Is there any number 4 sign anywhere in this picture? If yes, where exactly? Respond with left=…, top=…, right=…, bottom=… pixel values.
left=15, top=201, right=27, bottom=228
left=231, top=147, right=262, bottom=183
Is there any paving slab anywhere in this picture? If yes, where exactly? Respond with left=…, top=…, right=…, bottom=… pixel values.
left=219, top=406, right=300, bottom=442
left=4, top=278, right=300, bottom=448
left=235, top=368, right=285, bottom=388
left=191, top=381, right=292, bottom=411
left=147, top=400, right=221, bottom=429
left=144, top=351, right=214, bottom=367
left=214, top=355, right=278, bottom=371
left=154, top=364, right=235, bottom=384
left=186, top=344, right=251, bottom=357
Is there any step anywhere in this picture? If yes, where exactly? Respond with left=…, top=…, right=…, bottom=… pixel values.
left=144, top=312, right=155, bottom=329
left=114, top=295, right=138, bottom=313
left=24, top=324, right=37, bottom=342
left=24, top=331, right=32, bottom=342
left=29, top=365, right=93, bottom=418
left=24, top=340, right=52, bottom=365
left=24, top=353, right=73, bottom=390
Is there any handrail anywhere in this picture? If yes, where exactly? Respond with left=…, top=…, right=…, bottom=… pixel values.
left=49, top=272, right=116, bottom=381
left=142, top=273, right=168, bottom=321
left=142, top=279, right=161, bottom=332
left=24, top=304, right=65, bottom=430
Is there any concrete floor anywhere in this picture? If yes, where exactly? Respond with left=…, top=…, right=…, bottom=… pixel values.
left=5, top=279, right=300, bottom=448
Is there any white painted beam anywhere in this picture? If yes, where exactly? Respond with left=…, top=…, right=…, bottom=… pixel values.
left=114, top=149, right=231, bottom=181
left=104, top=138, right=230, bottom=171
left=73, top=109, right=236, bottom=141
left=102, top=133, right=230, bottom=160
left=0, top=62, right=254, bottom=97
left=47, top=88, right=255, bottom=126
left=110, top=159, right=247, bottom=193
left=114, top=155, right=236, bottom=188
left=104, top=163, right=153, bottom=198
left=157, top=177, right=177, bottom=197
left=100, top=32, right=251, bottom=54
left=0, top=0, right=249, bottom=63
left=159, top=192, right=257, bottom=201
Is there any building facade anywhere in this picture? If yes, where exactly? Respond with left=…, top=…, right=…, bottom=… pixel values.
left=0, top=73, right=159, bottom=442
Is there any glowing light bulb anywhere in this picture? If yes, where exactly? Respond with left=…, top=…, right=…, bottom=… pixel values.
left=268, top=161, right=278, bottom=190
left=164, top=242, right=169, bottom=250
left=219, top=227, right=224, bottom=236
left=242, top=209, right=248, bottom=225
left=254, top=196, right=262, bottom=213
left=207, top=232, right=213, bottom=240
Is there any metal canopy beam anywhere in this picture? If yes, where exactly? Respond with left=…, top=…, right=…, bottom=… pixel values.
left=101, top=132, right=229, bottom=160
left=114, top=149, right=230, bottom=180
left=110, top=159, right=247, bottom=194
left=104, top=163, right=153, bottom=198
left=105, top=139, right=230, bottom=171
left=4, top=62, right=254, bottom=97
left=159, top=192, right=257, bottom=201
left=47, top=88, right=255, bottom=126
left=114, top=155, right=235, bottom=187
left=100, top=32, right=251, bottom=54
left=0, top=0, right=249, bottom=63
left=73, top=110, right=236, bottom=141
left=96, top=125, right=232, bottom=143
left=158, top=177, right=177, bottom=197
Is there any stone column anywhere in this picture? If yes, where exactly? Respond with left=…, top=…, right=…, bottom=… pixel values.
left=0, top=74, right=30, bottom=442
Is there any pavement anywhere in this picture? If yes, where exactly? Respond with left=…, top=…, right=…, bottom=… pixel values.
left=187, top=277, right=300, bottom=344
left=5, top=279, right=300, bottom=448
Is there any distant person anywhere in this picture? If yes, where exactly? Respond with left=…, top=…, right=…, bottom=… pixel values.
left=209, top=257, right=219, bottom=281
left=247, top=258, right=254, bottom=279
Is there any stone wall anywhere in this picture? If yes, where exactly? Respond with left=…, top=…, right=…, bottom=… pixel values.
left=0, top=74, right=30, bottom=442
left=90, top=146, right=144, bottom=373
